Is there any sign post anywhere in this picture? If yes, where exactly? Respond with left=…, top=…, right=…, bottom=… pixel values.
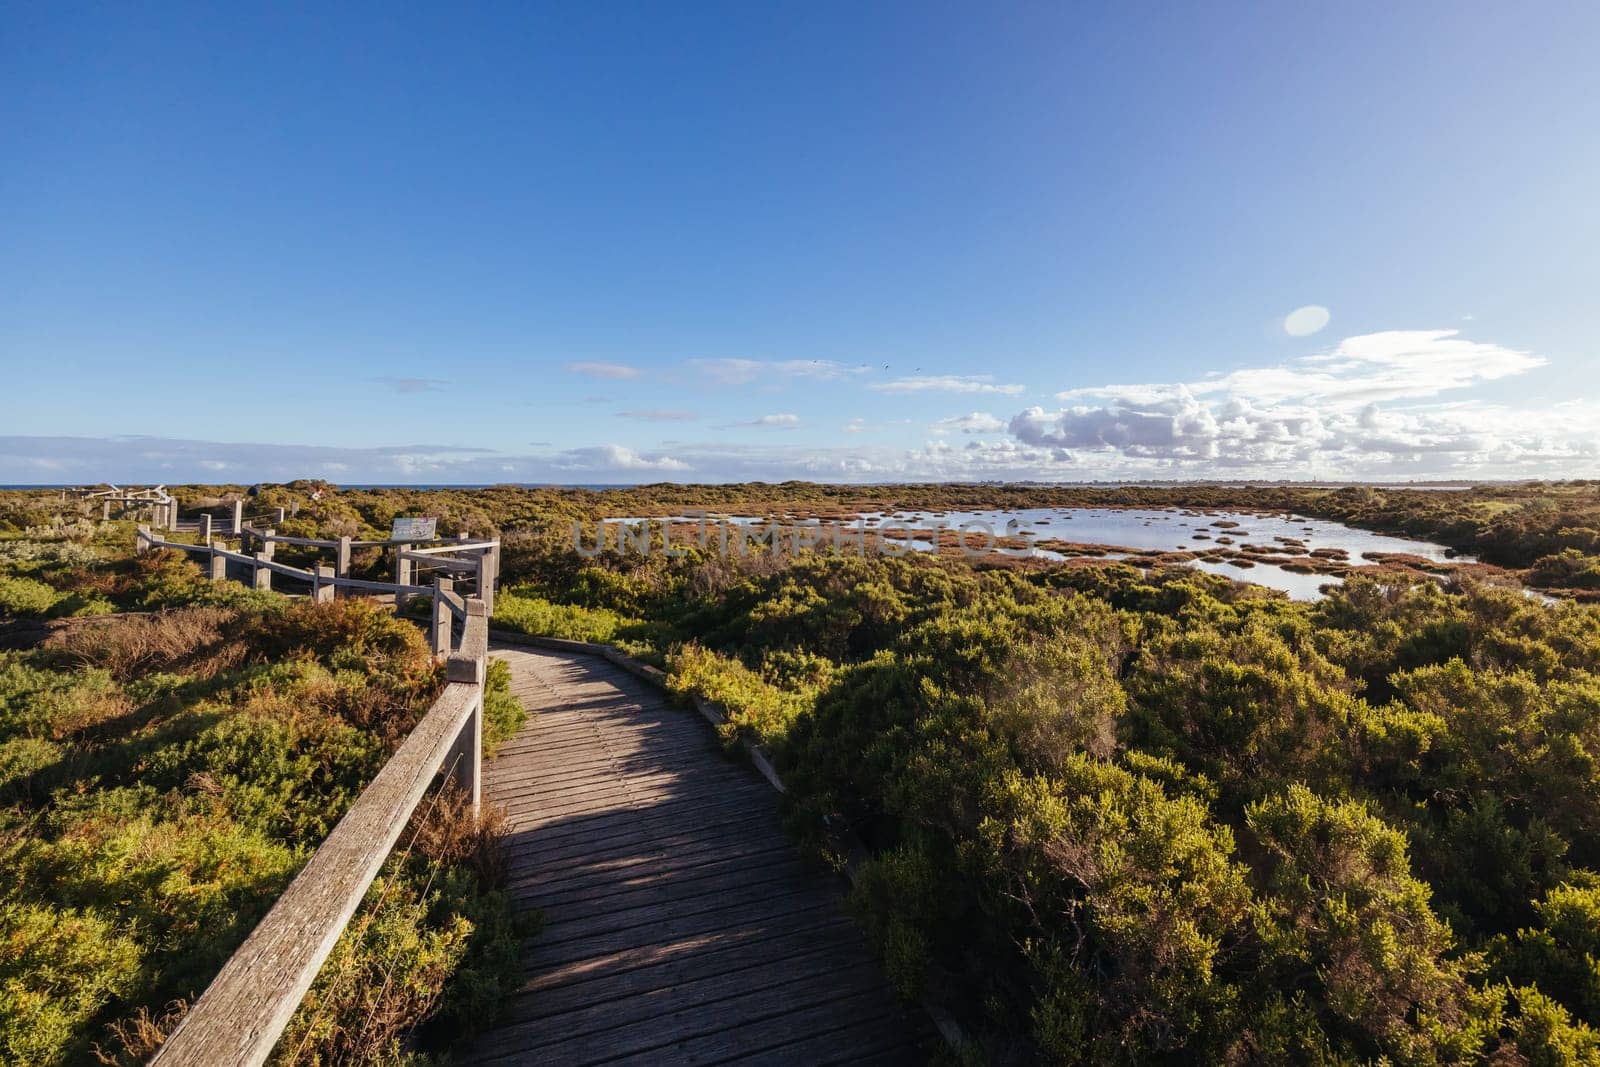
left=391, top=517, right=437, bottom=541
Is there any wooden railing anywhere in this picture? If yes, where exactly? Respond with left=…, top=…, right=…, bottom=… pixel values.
left=135, top=524, right=498, bottom=651
left=150, top=600, right=490, bottom=1066
left=68, top=484, right=177, bottom=525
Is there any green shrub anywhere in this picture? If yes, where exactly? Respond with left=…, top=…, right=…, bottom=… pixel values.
left=0, top=589, right=518, bottom=1064
left=0, top=575, right=61, bottom=617
left=481, top=657, right=525, bottom=755
left=666, top=643, right=811, bottom=745
left=1529, top=549, right=1600, bottom=590
left=492, top=588, right=630, bottom=643
left=0, top=902, right=143, bottom=1066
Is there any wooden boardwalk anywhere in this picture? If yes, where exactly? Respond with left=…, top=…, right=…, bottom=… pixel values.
left=462, top=645, right=928, bottom=1066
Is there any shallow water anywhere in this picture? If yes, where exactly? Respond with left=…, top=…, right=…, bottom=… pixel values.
left=1186, top=558, right=1345, bottom=600
left=600, top=507, right=1469, bottom=601
left=852, top=507, right=1466, bottom=600
left=857, top=507, right=1462, bottom=560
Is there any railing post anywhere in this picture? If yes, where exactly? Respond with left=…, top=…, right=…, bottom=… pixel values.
left=336, top=536, right=352, bottom=579
left=457, top=691, right=482, bottom=816
left=102, top=499, right=111, bottom=521
left=167, top=495, right=180, bottom=530
left=431, top=578, right=454, bottom=656
left=254, top=552, right=272, bottom=591
left=444, top=600, right=487, bottom=818
left=135, top=524, right=151, bottom=553
left=473, top=546, right=498, bottom=615
left=231, top=499, right=243, bottom=535
left=274, top=506, right=286, bottom=524
left=314, top=564, right=336, bottom=603
left=394, top=549, right=413, bottom=610
left=199, top=513, right=212, bottom=543
left=209, top=546, right=227, bottom=581
left=260, top=529, right=275, bottom=561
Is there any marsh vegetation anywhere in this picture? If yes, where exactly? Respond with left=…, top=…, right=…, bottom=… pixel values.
left=8, top=479, right=1600, bottom=1063
left=0, top=522, right=525, bottom=1065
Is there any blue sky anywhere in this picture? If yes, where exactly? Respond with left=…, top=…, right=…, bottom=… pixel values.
left=3, top=2, right=1597, bottom=483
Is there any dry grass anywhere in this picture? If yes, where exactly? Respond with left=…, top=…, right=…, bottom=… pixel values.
left=410, top=786, right=510, bottom=890
left=92, top=1000, right=188, bottom=1066
left=49, top=686, right=138, bottom=740
left=682, top=550, right=793, bottom=599
left=44, top=606, right=247, bottom=681
left=266, top=790, right=512, bottom=1066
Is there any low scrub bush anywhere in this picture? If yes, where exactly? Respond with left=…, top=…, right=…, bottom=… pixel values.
left=0, top=590, right=521, bottom=1065
left=492, top=587, right=630, bottom=643
left=1529, top=548, right=1600, bottom=590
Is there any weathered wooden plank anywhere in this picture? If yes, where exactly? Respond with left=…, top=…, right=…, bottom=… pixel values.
left=497, top=913, right=858, bottom=1020
left=406, top=540, right=498, bottom=555
left=469, top=644, right=926, bottom=1064
left=497, top=784, right=772, bottom=829
left=526, top=859, right=818, bottom=938
left=513, top=703, right=694, bottom=730
left=486, top=738, right=717, bottom=778
left=493, top=751, right=737, bottom=791
left=522, top=886, right=838, bottom=968
left=150, top=682, right=479, bottom=1067
left=491, top=765, right=767, bottom=811
left=471, top=952, right=882, bottom=1064
left=327, top=575, right=433, bottom=596
left=751, top=1014, right=927, bottom=1065
left=501, top=721, right=709, bottom=758
left=520, top=839, right=796, bottom=904
left=511, top=900, right=847, bottom=998
left=447, top=603, right=488, bottom=683
left=500, top=790, right=780, bottom=850
left=601, top=987, right=911, bottom=1067
left=505, top=798, right=776, bottom=854
left=471, top=965, right=891, bottom=1066
left=505, top=809, right=781, bottom=876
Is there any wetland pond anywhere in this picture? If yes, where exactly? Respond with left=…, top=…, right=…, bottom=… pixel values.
left=856, top=507, right=1470, bottom=600
left=607, top=507, right=1471, bottom=601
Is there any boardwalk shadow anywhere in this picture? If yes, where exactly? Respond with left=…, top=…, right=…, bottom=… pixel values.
left=460, top=645, right=929, bottom=1065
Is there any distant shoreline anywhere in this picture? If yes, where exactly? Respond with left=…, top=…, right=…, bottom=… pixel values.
left=0, top=478, right=1553, bottom=491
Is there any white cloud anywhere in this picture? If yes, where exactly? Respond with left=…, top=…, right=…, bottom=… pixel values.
left=689, top=358, right=867, bottom=385
left=1283, top=305, right=1331, bottom=337
left=616, top=409, right=700, bottom=422
left=552, top=444, right=689, bottom=472
left=5, top=330, right=1590, bottom=484
left=871, top=375, right=1026, bottom=396
left=934, top=412, right=1006, bottom=435
left=1014, top=329, right=1586, bottom=476
left=725, top=413, right=801, bottom=429
left=566, top=361, right=642, bottom=380
left=1060, top=330, right=1543, bottom=412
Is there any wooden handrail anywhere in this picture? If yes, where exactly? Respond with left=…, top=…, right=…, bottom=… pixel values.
left=448, top=602, right=489, bottom=684
left=436, top=588, right=467, bottom=619
left=150, top=603, right=490, bottom=1067
left=399, top=551, right=479, bottom=571
left=327, top=575, right=434, bottom=596
left=238, top=529, right=338, bottom=548
left=403, top=541, right=499, bottom=555
left=136, top=528, right=480, bottom=602
left=239, top=524, right=492, bottom=550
